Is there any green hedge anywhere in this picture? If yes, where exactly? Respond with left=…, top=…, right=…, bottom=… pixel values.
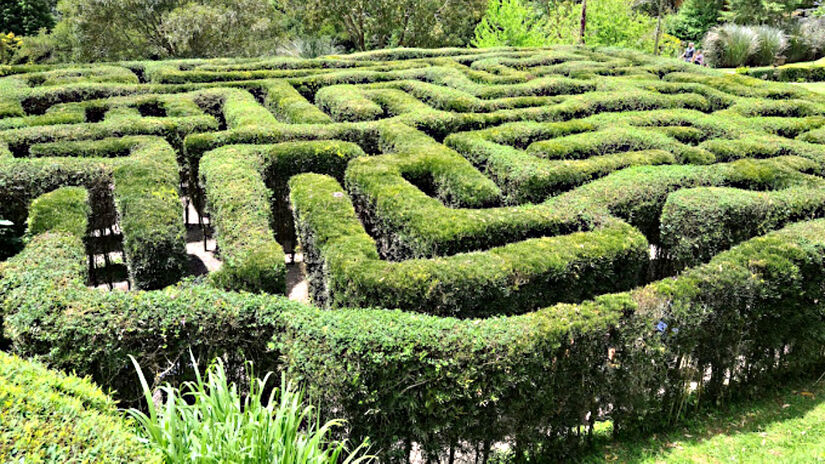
left=281, top=217, right=825, bottom=459
left=745, top=65, right=825, bottom=83
left=291, top=172, right=648, bottom=317
left=0, top=352, right=161, bottom=463
left=445, top=120, right=716, bottom=203
left=112, top=138, right=188, bottom=289
left=5, top=154, right=825, bottom=463
left=262, top=79, right=332, bottom=124
left=27, top=187, right=90, bottom=237
left=4, top=45, right=825, bottom=462
left=0, top=136, right=186, bottom=289
left=315, top=85, right=385, bottom=122
left=660, top=184, right=825, bottom=270
left=0, top=190, right=290, bottom=404
left=199, top=140, right=365, bottom=293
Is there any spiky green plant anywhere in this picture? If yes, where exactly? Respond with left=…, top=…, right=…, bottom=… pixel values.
left=704, top=23, right=758, bottom=68
left=752, top=25, right=788, bottom=66
left=127, top=355, right=373, bottom=464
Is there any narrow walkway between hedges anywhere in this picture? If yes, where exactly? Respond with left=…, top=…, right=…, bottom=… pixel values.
left=185, top=198, right=309, bottom=303
left=91, top=198, right=310, bottom=303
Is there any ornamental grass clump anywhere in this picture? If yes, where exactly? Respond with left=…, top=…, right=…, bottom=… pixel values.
left=704, top=24, right=758, bottom=68
left=127, top=355, right=373, bottom=464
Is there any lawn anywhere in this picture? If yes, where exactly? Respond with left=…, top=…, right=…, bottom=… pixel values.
left=584, top=379, right=825, bottom=463
left=794, top=82, right=825, bottom=94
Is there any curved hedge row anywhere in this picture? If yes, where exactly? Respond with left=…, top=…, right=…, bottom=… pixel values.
left=291, top=172, right=647, bottom=317
left=200, top=141, right=365, bottom=293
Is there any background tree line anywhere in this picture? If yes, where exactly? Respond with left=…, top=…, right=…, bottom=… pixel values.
left=1, top=0, right=824, bottom=64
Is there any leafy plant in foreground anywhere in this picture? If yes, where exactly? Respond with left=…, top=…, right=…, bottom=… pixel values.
left=127, top=355, right=373, bottom=464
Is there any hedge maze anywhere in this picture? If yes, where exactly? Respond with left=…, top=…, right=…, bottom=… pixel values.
left=3, top=47, right=825, bottom=461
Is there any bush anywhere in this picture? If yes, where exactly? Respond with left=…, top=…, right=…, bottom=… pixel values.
left=704, top=24, right=758, bottom=68
left=129, top=356, right=373, bottom=464
left=292, top=171, right=649, bottom=316
left=5, top=158, right=825, bottom=461
left=751, top=25, right=788, bottom=66
left=0, top=351, right=161, bottom=463
left=667, top=0, right=723, bottom=43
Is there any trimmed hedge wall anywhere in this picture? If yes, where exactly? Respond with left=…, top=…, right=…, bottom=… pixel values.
left=282, top=217, right=825, bottom=459
left=8, top=177, right=825, bottom=460
left=5, top=169, right=825, bottom=462
left=0, top=351, right=160, bottom=463
left=291, top=172, right=648, bottom=316
left=660, top=184, right=825, bottom=270
left=200, top=140, right=365, bottom=293
left=0, top=136, right=186, bottom=289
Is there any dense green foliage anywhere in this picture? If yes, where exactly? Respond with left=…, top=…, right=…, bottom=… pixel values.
left=0, top=0, right=55, bottom=36
left=2, top=47, right=825, bottom=462
left=51, top=0, right=284, bottom=61
left=3, top=0, right=825, bottom=63
left=667, top=0, right=724, bottom=43
left=472, top=0, right=548, bottom=47
left=0, top=351, right=160, bottom=463
left=719, top=0, right=814, bottom=27
left=129, top=357, right=373, bottom=464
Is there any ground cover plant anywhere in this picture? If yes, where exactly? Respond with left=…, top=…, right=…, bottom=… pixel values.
left=2, top=46, right=825, bottom=462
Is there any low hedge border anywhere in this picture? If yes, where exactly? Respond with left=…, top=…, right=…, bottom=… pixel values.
left=26, top=186, right=90, bottom=237
left=745, top=64, right=825, bottom=83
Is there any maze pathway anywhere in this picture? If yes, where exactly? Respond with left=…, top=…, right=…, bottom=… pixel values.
left=3, top=46, right=825, bottom=460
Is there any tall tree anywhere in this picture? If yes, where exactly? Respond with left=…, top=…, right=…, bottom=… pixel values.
left=720, top=0, right=816, bottom=27
left=53, top=0, right=285, bottom=61
left=299, top=0, right=486, bottom=51
left=667, top=0, right=724, bottom=42
left=634, top=0, right=679, bottom=54
left=0, top=0, right=56, bottom=35
left=472, top=0, right=547, bottom=47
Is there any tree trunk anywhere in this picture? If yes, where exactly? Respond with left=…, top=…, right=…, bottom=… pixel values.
left=579, top=0, right=587, bottom=45
left=653, top=0, right=664, bottom=55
